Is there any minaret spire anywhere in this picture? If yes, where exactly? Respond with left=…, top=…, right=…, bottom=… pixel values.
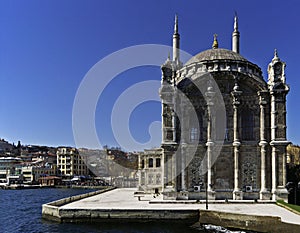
left=232, top=12, right=240, bottom=53
left=174, top=14, right=178, bottom=34
left=272, top=48, right=280, bottom=62
left=173, top=14, right=180, bottom=67
left=234, top=11, right=238, bottom=31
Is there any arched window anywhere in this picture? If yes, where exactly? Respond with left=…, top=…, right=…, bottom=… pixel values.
left=148, top=158, right=153, bottom=168
left=148, top=174, right=154, bottom=184
left=190, top=127, right=198, bottom=142
left=156, top=158, right=161, bottom=168
left=156, top=174, right=161, bottom=184
left=141, top=172, right=145, bottom=185
left=198, top=113, right=203, bottom=141
left=189, top=112, right=203, bottom=142
left=215, top=109, right=227, bottom=141
left=141, top=159, right=145, bottom=169
left=242, top=109, right=254, bottom=140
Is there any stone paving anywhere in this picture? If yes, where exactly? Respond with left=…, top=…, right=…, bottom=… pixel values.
left=61, top=188, right=300, bottom=225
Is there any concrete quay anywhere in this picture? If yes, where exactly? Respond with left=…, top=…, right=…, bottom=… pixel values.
left=42, top=188, right=300, bottom=232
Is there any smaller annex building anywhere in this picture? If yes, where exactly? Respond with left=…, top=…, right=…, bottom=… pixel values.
left=138, top=148, right=163, bottom=194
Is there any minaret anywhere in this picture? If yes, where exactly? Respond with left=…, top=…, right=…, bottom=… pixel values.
left=173, top=14, right=180, bottom=66
left=232, top=13, right=240, bottom=53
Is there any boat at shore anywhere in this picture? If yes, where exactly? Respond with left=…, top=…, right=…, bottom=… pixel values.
left=0, top=183, right=42, bottom=189
left=0, top=182, right=108, bottom=190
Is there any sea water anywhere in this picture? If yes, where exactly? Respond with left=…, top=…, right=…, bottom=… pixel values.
left=0, top=188, right=254, bottom=233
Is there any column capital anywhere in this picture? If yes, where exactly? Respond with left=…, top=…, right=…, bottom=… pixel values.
left=258, top=91, right=268, bottom=105
left=232, top=141, right=241, bottom=147
left=269, top=88, right=289, bottom=97
left=259, top=141, right=268, bottom=146
left=205, top=80, right=216, bottom=106
left=171, top=110, right=176, bottom=117
left=231, top=82, right=242, bottom=106
left=270, top=140, right=290, bottom=146
left=181, top=142, right=188, bottom=148
left=206, top=141, right=215, bottom=147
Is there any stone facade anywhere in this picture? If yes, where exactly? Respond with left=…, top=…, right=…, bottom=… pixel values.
left=159, top=15, right=289, bottom=200
left=138, top=148, right=163, bottom=193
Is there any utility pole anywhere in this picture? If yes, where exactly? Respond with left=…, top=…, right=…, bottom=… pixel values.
left=206, top=182, right=208, bottom=210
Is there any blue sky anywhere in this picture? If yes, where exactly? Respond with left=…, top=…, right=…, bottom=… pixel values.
left=0, top=0, right=299, bottom=150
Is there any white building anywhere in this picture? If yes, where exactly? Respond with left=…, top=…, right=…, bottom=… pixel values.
left=138, top=148, right=163, bottom=193
left=0, top=157, right=22, bottom=183
left=22, top=166, right=56, bottom=184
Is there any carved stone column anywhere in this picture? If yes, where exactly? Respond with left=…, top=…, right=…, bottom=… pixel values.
left=162, top=148, right=165, bottom=192
left=180, top=101, right=188, bottom=192
left=205, top=82, right=216, bottom=200
left=270, top=92, right=289, bottom=201
left=138, top=154, right=142, bottom=189
left=177, top=144, right=188, bottom=200
left=171, top=88, right=178, bottom=192
left=231, top=82, right=243, bottom=200
left=258, top=91, right=270, bottom=200
left=160, top=57, right=178, bottom=197
left=176, top=98, right=190, bottom=199
left=180, top=145, right=187, bottom=191
left=270, top=137, right=277, bottom=199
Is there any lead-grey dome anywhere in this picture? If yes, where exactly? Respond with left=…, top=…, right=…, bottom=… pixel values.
left=186, top=48, right=248, bottom=65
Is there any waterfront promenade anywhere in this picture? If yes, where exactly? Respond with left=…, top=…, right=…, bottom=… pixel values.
left=43, top=188, right=300, bottom=232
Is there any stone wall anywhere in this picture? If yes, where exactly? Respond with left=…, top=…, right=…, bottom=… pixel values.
left=42, top=187, right=115, bottom=221
left=199, top=210, right=300, bottom=233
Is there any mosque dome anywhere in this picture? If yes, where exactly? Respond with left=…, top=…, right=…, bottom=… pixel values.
left=181, top=47, right=263, bottom=80
left=186, top=48, right=248, bottom=65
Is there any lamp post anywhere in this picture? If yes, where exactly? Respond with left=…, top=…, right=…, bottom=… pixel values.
left=199, top=181, right=208, bottom=210
left=205, top=182, right=208, bottom=210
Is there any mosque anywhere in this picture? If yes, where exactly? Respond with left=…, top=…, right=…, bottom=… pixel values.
left=139, top=15, right=289, bottom=201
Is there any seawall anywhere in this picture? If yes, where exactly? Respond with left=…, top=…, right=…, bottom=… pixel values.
left=42, top=188, right=300, bottom=232
left=42, top=187, right=116, bottom=221
left=198, top=209, right=300, bottom=233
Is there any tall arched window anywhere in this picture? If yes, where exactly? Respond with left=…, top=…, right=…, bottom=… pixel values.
left=141, top=159, right=145, bottom=169
left=215, top=109, right=226, bottom=141
left=190, top=127, right=198, bottom=142
left=156, top=158, right=161, bottom=168
left=198, top=113, right=203, bottom=141
left=242, top=109, right=254, bottom=140
left=148, top=158, right=153, bottom=168
left=189, top=113, right=203, bottom=142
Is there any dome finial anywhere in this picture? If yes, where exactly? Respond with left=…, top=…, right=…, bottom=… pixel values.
left=212, top=34, right=218, bottom=49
